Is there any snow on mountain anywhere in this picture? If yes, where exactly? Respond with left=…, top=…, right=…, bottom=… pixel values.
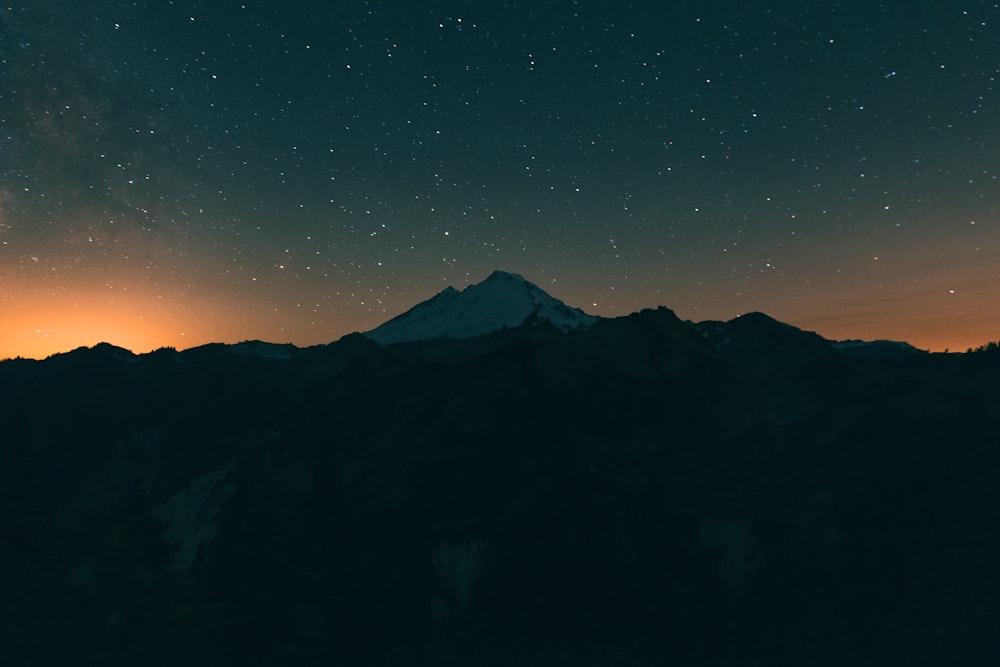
left=364, top=270, right=599, bottom=345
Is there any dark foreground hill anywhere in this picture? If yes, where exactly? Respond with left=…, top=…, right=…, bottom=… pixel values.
left=1, top=307, right=999, bottom=665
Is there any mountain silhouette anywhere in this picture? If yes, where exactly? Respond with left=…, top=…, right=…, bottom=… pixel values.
left=1, top=272, right=998, bottom=666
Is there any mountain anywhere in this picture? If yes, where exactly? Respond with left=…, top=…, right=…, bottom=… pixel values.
left=694, top=311, right=838, bottom=360
left=364, top=270, right=598, bottom=345
left=693, top=311, right=844, bottom=380
left=2, top=282, right=999, bottom=666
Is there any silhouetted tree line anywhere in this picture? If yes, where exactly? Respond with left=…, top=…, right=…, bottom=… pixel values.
left=968, top=340, right=1000, bottom=354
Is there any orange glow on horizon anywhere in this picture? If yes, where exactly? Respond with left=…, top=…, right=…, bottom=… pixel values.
left=3, top=295, right=997, bottom=360
left=796, top=318, right=997, bottom=354
left=0, top=287, right=358, bottom=360
left=2, top=292, right=198, bottom=360
left=3, top=278, right=997, bottom=360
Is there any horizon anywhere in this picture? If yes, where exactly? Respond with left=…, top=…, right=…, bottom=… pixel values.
left=2, top=269, right=992, bottom=360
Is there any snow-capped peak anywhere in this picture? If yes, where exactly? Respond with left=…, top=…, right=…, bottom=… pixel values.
left=364, top=270, right=598, bottom=345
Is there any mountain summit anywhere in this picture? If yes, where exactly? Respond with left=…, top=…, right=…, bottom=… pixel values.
left=364, top=270, right=599, bottom=345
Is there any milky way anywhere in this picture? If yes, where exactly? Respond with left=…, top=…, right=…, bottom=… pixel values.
left=2, top=1, right=998, bottom=358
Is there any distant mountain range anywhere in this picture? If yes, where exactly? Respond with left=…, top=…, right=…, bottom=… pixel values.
left=365, top=270, right=925, bottom=358
left=2, top=271, right=998, bottom=666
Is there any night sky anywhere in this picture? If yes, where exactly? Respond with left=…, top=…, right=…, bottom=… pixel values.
left=2, top=1, right=998, bottom=359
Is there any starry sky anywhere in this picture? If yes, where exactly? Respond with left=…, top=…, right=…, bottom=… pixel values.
left=2, top=1, right=998, bottom=359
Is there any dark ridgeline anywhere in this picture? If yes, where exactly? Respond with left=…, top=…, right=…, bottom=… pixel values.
left=1, top=274, right=998, bottom=666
